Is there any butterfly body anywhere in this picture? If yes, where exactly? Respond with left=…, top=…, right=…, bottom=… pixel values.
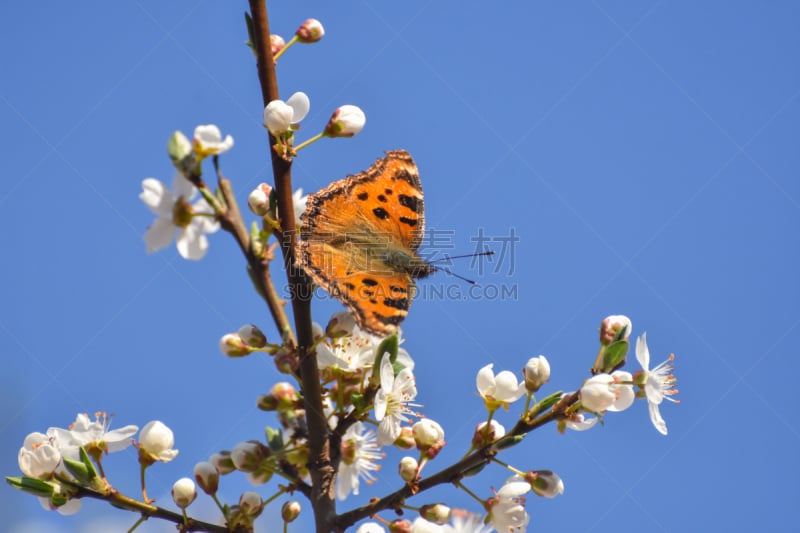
left=297, top=150, right=431, bottom=336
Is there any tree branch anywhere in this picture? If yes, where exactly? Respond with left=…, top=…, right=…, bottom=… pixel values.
left=247, top=2, right=335, bottom=531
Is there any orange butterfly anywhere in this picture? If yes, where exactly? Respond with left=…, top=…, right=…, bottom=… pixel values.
left=297, top=150, right=433, bottom=336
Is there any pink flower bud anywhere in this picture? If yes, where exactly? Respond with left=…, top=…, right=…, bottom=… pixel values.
left=270, top=34, right=286, bottom=56
left=599, top=315, right=632, bottom=345
left=473, top=420, right=506, bottom=448
left=420, top=503, right=452, bottom=525
left=523, top=355, right=550, bottom=392
left=209, top=450, right=235, bottom=474
left=247, top=184, right=274, bottom=217
left=295, top=18, right=324, bottom=43
left=238, top=324, right=267, bottom=348
left=239, top=491, right=263, bottom=516
left=220, top=333, right=252, bottom=357
left=324, top=105, right=366, bottom=138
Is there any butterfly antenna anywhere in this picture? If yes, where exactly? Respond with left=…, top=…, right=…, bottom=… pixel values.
left=436, top=266, right=478, bottom=285
left=430, top=250, right=495, bottom=264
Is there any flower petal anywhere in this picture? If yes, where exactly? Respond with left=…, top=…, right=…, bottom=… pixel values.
left=286, top=92, right=310, bottom=123
left=140, top=178, right=174, bottom=216
left=172, top=172, right=197, bottom=201
left=144, top=218, right=175, bottom=253
left=648, top=401, right=668, bottom=435
left=635, top=333, right=650, bottom=371
left=476, top=364, right=495, bottom=395
left=176, top=226, right=209, bottom=260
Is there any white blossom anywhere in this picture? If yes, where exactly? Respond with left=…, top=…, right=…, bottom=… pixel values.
left=325, top=105, right=366, bottom=138
left=48, top=412, right=137, bottom=462
left=138, top=420, right=178, bottom=463
left=263, top=92, right=310, bottom=136
left=635, top=333, right=678, bottom=435
left=374, top=355, right=418, bottom=446
left=476, top=364, right=525, bottom=410
left=192, top=124, right=234, bottom=160
left=18, top=432, right=61, bottom=479
left=140, top=172, right=219, bottom=260
left=337, top=421, right=382, bottom=500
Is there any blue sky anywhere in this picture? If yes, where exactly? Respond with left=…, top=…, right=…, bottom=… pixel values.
left=2, top=2, right=798, bottom=532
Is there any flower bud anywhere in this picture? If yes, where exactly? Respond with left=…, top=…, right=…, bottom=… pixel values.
left=281, top=500, right=301, bottom=522
left=399, top=456, right=418, bottom=482
left=231, top=440, right=270, bottom=473
left=247, top=184, right=274, bottom=217
left=523, top=355, right=550, bottom=392
left=209, top=451, right=235, bottom=474
left=274, top=347, right=299, bottom=374
left=171, top=478, right=196, bottom=509
left=193, top=461, right=219, bottom=495
left=324, top=105, right=366, bottom=138
left=296, top=18, right=324, bottom=43
left=599, top=315, right=632, bottom=345
left=270, top=34, right=286, bottom=56
left=270, top=382, right=300, bottom=411
left=420, top=503, right=451, bottom=525
left=238, top=324, right=267, bottom=348
left=412, top=419, right=445, bottom=451
left=356, top=524, right=387, bottom=533
left=18, top=432, right=61, bottom=479
left=326, top=311, right=357, bottom=337
left=264, top=100, right=294, bottom=136
left=472, top=420, right=506, bottom=448
left=388, top=519, right=412, bottom=533
left=393, top=426, right=415, bottom=449
left=220, top=333, right=253, bottom=357
left=139, top=421, right=179, bottom=464
left=579, top=373, right=634, bottom=413
left=524, top=470, right=564, bottom=498
left=239, top=491, right=263, bottom=516
left=167, top=130, right=192, bottom=165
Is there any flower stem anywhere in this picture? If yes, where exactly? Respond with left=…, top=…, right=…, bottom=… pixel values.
left=293, top=131, right=326, bottom=153
left=273, top=35, right=298, bottom=61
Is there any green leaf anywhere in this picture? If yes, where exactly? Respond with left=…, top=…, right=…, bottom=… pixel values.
left=244, top=12, right=256, bottom=57
left=63, top=458, right=90, bottom=485
left=351, top=393, right=366, bottom=414
left=6, top=476, right=55, bottom=498
left=601, top=339, right=629, bottom=372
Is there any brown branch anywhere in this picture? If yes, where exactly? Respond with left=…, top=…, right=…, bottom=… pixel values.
left=248, top=2, right=335, bottom=532
left=333, top=393, right=580, bottom=530
left=73, top=486, right=242, bottom=533
left=214, top=162, right=295, bottom=346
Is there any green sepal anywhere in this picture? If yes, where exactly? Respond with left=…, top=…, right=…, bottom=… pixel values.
left=62, top=457, right=92, bottom=486
left=601, top=339, right=629, bottom=372
left=244, top=12, right=256, bottom=57
left=494, top=434, right=525, bottom=450
left=537, top=391, right=564, bottom=412
left=351, top=393, right=366, bottom=414
left=461, top=460, right=489, bottom=478
left=6, top=476, right=55, bottom=498
left=265, top=427, right=284, bottom=453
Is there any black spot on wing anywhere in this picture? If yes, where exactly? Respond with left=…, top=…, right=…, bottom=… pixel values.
left=383, top=297, right=409, bottom=311
left=390, top=285, right=407, bottom=294
left=362, top=278, right=378, bottom=287
left=373, top=312, right=405, bottom=327
left=399, top=217, right=417, bottom=227
left=398, top=194, right=421, bottom=213
left=384, top=188, right=393, bottom=195
left=377, top=194, right=388, bottom=202
left=372, top=207, right=390, bottom=220
left=357, top=192, right=369, bottom=201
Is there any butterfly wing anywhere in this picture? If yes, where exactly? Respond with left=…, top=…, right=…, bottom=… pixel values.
left=298, top=150, right=426, bottom=335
